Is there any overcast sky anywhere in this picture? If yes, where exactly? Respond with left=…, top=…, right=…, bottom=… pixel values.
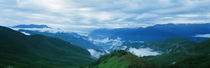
left=0, top=0, right=210, bottom=33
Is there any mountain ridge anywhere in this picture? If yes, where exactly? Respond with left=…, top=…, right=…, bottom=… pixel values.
left=89, top=23, right=210, bottom=42
left=0, top=26, right=94, bottom=68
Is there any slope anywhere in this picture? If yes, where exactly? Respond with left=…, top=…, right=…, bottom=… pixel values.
left=0, top=26, right=94, bottom=68
left=18, top=29, right=100, bottom=49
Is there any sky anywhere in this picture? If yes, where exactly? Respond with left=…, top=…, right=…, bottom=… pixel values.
left=0, top=0, right=210, bottom=33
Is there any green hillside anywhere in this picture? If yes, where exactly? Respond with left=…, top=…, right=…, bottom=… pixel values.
left=0, top=26, right=94, bottom=68
left=144, top=39, right=210, bottom=68
left=85, top=50, right=155, bottom=68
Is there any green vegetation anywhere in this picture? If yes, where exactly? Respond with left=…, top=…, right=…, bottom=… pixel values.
left=85, top=50, right=155, bottom=68
left=170, top=54, right=210, bottom=68
left=0, top=26, right=94, bottom=68
left=145, top=37, right=196, bottom=53
left=144, top=38, right=210, bottom=68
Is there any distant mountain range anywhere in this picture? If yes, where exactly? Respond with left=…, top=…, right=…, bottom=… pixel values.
left=0, top=26, right=94, bottom=68
left=89, top=23, right=210, bottom=42
left=12, top=24, right=50, bottom=28
left=18, top=29, right=100, bottom=49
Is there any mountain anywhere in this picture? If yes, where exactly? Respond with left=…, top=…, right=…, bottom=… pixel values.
left=89, top=23, right=210, bottom=41
left=12, top=24, right=50, bottom=28
left=84, top=50, right=155, bottom=68
left=89, top=27, right=177, bottom=41
left=0, top=26, right=94, bottom=68
left=152, top=23, right=210, bottom=37
left=144, top=39, right=210, bottom=68
left=18, top=29, right=100, bottom=49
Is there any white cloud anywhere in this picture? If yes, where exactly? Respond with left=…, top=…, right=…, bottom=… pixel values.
left=176, top=14, right=200, bottom=18
left=21, top=31, right=30, bottom=35
left=93, top=37, right=123, bottom=45
left=194, top=34, right=210, bottom=38
left=17, top=0, right=72, bottom=12
left=87, top=49, right=106, bottom=58
left=135, top=13, right=159, bottom=20
left=93, top=37, right=111, bottom=44
left=91, top=37, right=125, bottom=50
left=129, top=47, right=161, bottom=57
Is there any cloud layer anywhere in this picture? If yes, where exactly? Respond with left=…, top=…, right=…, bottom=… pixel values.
left=0, top=0, right=210, bottom=33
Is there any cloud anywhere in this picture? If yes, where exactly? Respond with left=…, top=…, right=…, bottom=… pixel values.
left=87, top=49, right=106, bottom=58
left=21, top=31, right=30, bottom=35
left=176, top=14, right=200, bottom=18
left=194, top=34, right=210, bottom=38
left=135, top=13, right=159, bottom=20
left=129, top=47, right=161, bottom=57
left=0, top=0, right=210, bottom=33
left=16, top=0, right=72, bottom=12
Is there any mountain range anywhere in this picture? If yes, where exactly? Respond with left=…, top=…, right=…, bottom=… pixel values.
left=89, top=23, right=210, bottom=42
left=18, top=29, right=100, bottom=49
left=2, top=23, right=210, bottom=68
left=12, top=24, right=210, bottom=58
left=12, top=24, right=50, bottom=28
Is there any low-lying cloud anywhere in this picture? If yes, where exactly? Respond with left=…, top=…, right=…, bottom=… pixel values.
left=194, top=34, right=210, bottom=38
left=87, top=49, right=106, bottom=58
left=129, top=47, right=161, bottom=57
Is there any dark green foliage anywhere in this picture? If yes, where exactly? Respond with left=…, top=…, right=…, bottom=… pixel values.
left=0, top=26, right=94, bottom=68
left=170, top=54, right=210, bottom=68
